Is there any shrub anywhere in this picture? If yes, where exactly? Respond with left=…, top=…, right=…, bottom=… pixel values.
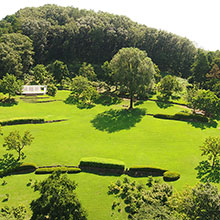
left=153, top=112, right=209, bottom=123
left=163, top=171, right=180, bottom=182
left=35, top=167, right=81, bottom=174
left=0, top=118, right=44, bottom=126
left=127, top=166, right=167, bottom=177
left=47, top=84, right=57, bottom=96
left=13, top=163, right=37, bottom=174
left=79, top=157, right=125, bottom=171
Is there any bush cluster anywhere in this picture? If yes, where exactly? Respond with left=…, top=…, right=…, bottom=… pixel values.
left=153, top=112, right=208, bottom=123
left=79, top=157, right=125, bottom=171
left=127, top=166, right=167, bottom=177
left=35, top=167, right=81, bottom=174
left=0, top=118, right=45, bottom=126
left=163, top=171, right=180, bottom=182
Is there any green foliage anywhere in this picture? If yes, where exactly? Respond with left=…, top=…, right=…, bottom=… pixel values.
left=110, top=47, right=155, bottom=109
left=108, top=177, right=175, bottom=219
left=0, top=118, right=44, bottom=126
left=0, top=205, right=27, bottom=220
left=186, top=88, right=220, bottom=117
left=200, top=136, right=220, bottom=170
left=0, top=73, right=23, bottom=99
left=47, top=60, right=69, bottom=83
left=127, top=166, right=167, bottom=177
left=30, top=64, right=54, bottom=85
left=3, top=130, right=34, bottom=161
left=35, top=167, right=81, bottom=174
left=163, top=171, right=180, bottom=182
left=67, top=76, right=98, bottom=108
left=153, top=112, right=209, bottom=123
left=30, top=171, right=87, bottom=220
left=0, top=33, right=34, bottom=77
left=46, top=84, right=57, bottom=96
left=157, top=75, right=182, bottom=98
left=79, top=62, right=96, bottom=81
left=79, top=157, right=125, bottom=171
left=173, top=182, right=220, bottom=220
left=190, top=49, right=210, bottom=83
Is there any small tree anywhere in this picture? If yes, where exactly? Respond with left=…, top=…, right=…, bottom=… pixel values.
left=157, top=75, right=182, bottom=98
left=3, top=130, right=34, bottom=161
left=79, top=62, right=96, bottom=81
left=110, top=47, right=155, bottom=109
left=200, top=136, right=220, bottom=170
left=47, top=84, right=57, bottom=97
left=68, top=76, right=98, bottom=107
left=0, top=73, right=23, bottom=99
left=30, top=171, right=87, bottom=220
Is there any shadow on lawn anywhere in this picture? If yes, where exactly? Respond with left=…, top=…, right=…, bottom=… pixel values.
left=187, top=119, right=218, bottom=130
left=195, top=160, right=220, bottom=183
left=0, top=154, right=20, bottom=175
left=64, top=96, right=95, bottom=109
left=91, top=108, right=146, bottom=133
left=95, top=94, right=122, bottom=106
left=0, top=98, right=18, bottom=107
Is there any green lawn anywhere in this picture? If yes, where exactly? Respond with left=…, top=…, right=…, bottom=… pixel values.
left=0, top=91, right=219, bottom=219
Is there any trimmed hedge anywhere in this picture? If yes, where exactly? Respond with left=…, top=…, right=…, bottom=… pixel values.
left=35, top=167, right=81, bottom=174
left=127, top=166, right=167, bottom=177
left=0, top=118, right=45, bottom=126
left=163, top=171, right=180, bottom=182
left=153, top=112, right=208, bottom=123
left=79, top=157, right=125, bottom=170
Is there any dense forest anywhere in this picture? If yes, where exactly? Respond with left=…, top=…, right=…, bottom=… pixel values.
left=0, top=4, right=214, bottom=79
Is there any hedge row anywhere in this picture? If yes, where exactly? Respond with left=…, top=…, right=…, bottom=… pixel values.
left=0, top=118, right=45, bottom=126
left=35, top=167, right=81, bottom=174
left=127, top=166, right=167, bottom=177
left=153, top=112, right=208, bottom=123
left=79, top=157, right=125, bottom=170
left=163, top=171, right=180, bottom=182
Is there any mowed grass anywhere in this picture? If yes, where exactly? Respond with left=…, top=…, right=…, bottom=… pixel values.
left=0, top=91, right=219, bottom=220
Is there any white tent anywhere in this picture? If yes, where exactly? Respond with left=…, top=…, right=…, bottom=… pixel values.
left=22, top=85, right=47, bottom=95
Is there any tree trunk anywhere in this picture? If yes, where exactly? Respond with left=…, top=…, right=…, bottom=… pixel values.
left=17, top=149, right=21, bottom=161
left=129, top=95, right=133, bottom=109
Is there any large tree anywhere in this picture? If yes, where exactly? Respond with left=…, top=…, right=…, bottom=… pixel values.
left=110, top=47, right=155, bottom=109
left=30, top=171, right=87, bottom=220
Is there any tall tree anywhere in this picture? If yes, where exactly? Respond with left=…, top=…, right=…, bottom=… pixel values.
left=30, top=171, right=87, bottom=220
left=110, top=47, right=155, bottom=109
left=191, top=49, right=210, bottom=83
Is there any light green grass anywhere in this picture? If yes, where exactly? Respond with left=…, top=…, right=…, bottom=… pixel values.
left=0, top=91, right=219, bottom=219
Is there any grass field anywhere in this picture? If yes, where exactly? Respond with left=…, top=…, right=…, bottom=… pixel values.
left=0, top=90, right=219, bottom=219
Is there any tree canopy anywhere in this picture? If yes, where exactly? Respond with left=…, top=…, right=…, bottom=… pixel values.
left=110, top=47, right=155, bottom=109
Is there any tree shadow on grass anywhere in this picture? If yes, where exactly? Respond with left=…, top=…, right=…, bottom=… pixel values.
left=187, top=119, right=218, bottom=130
left=0, top=154, right=20, bottom=177
left=0, top=98, right=18, bottom=107
left=195, top=160, right=220, bottom=183
left=91, top=108, right=146, bottom=133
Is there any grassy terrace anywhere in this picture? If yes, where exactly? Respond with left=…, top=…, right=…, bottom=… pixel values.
left=0, top=90, right=219, bottom=219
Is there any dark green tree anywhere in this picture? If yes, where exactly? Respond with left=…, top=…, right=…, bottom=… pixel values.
left=110, top=47, right=155, bottom=109
left=3, top=130, right=34, bottom=161
left=191, top=50, right=210, bottom=83
left=30, top=171, right=87, bottom=220
left=0, top=33, right=34, bottom=77
left=47, top=60, right=69, bottom=83
left=78, top=62, right=96, bottom=81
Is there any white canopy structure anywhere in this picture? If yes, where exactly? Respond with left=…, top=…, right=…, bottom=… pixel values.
left=22, top=85, right=47, bottom=95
